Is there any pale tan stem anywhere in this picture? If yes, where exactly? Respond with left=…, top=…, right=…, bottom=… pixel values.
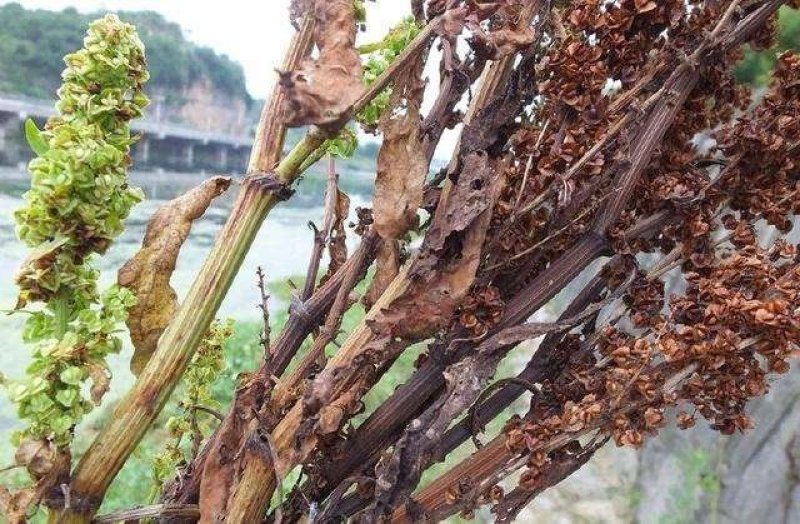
left=48, top=17, right=317, bottom=524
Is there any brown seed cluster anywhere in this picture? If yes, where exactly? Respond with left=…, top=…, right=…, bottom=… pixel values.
left=482, top=1, right=800, bottom=515
left=458, top=285, right=505, bottom=337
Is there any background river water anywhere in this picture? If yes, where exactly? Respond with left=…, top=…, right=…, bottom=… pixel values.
left=0, top=165, right=373, bottom=447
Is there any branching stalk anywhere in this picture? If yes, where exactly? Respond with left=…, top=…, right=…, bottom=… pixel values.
left=48, top=11, right=441, bottom=522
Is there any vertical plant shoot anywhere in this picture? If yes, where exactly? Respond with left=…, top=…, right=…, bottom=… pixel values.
left=8, top=13, right=148, bottom=465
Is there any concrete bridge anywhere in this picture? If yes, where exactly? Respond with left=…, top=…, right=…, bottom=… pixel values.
left=0, top=95, right=252, bottom=172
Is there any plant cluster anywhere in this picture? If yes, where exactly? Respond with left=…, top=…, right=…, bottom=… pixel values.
left=12, top=1, right=800, bottom=523
left=9, top=13, right=148, bottom=448
left=151, top=320, right=233, bottom=495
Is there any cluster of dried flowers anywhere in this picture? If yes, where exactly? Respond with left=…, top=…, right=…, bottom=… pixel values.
left=12, top=0, right=799, bottom=522
left=143, top=0, right=800, bottom=521
left=154, top=0, right=800, bottom=521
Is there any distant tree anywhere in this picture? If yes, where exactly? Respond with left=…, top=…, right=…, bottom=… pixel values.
left=0, top=3, right=252, bottom=107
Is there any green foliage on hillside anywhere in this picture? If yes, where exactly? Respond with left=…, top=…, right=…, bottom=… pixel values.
left=736, top=6, right=800, bottom=86
left=0, top=3, right=251, bottom=106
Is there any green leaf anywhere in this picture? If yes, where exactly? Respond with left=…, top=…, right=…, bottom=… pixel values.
left=24, top=118, right=49, bottom=156
left=55, top=388, right=79, bottom=407
left=59, top=366, right=85, bottom=385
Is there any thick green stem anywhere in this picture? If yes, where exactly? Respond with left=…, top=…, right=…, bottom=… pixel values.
left=46, top=131, right=325, bottom=524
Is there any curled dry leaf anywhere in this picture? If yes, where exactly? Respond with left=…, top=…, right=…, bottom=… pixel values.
left=321, top=187, right=350, bottom=284
left=87, top=361, right=111, bottom=405
left=118, top=176, right=232, bottom=376
left=15, top=437, right=58, bottom=479
left=379, top=153, right=506, bottom=340
left=419, top=152, right=501, bottom=262
left=366, top=55, right=426, bottom=309
left=373, top=64, right=427, bottom=240
left=281, top=0, right=363, bottom=127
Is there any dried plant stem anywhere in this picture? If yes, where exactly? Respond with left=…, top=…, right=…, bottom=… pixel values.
left=92, top=504, right=200, bottom=523
left=272, top=230, right=379, bottom=410
left=301, top=155, right=338, bottom=301
left=48, top=10, right=441, bottom=521
left=257, top=266, right=272, bottom=354
left=226, top=262, right=414, bottom=521
left=265, top=230, right=381, bottom=378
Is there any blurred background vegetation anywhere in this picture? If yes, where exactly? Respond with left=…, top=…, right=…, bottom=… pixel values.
left=735, top=6, right=799, bottom=86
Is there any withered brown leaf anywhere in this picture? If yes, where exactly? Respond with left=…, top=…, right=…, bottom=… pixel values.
left=377, top=154, right=507, bottom=340
left=118, top=176, right=231, bottom=376
left=15, top=438, right=58, bottom=479
left=2, top=439, right=71, bottom=523
left=281, top=0, right=363, bottom=127
left=198, top=376, right=266, bottom=522
left=87, top=361, right=111, bottom=405
left=373, top=64, right=427, bottom=240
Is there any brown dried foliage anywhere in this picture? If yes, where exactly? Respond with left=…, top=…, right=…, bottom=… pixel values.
left=118, top=176, right=231, bottom=375
left=373, top=62, right=427, bottom=240
left=158, top=1, right=800, bottom=522
left=280, top=0, right=363, bottom=127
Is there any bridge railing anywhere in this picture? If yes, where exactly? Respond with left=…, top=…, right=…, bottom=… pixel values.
left=0, top=94, right=253, bottom=148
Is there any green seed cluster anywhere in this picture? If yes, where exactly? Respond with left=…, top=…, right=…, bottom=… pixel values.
left=151, top=320, right=233, bottom=495
left=15, top=13, right=149, bottom=307
left=9, top=287, right=136, bottom=445
left=7, top=14, right=149, bottom=447
left=324, top=125, right=358, bottom=158
left=357, top=16, right=422, bottom=128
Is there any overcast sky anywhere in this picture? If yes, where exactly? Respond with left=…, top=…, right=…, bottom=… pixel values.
left=6, top=0, right=410, bottom=97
